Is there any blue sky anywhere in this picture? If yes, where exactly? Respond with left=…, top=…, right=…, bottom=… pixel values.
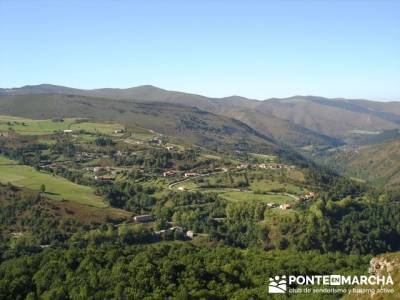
left=1, top=0, right=399, bottom=100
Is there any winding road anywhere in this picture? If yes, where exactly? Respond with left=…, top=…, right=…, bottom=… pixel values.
left=167, top=170, right=300, bottom=201
left=168, top=169, right=228, bottom=189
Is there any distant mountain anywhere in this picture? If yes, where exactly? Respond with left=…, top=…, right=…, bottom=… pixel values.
left=0, top=84, right=86, bottom=96
left=2, top=84, right=400, bottom=149
left=0, top=84, right=224, bottom=110
left=257, top=96, right=400, bottom=140
left=0, top=93, right=293, bottom=158
left=0, top=84, right=346, bottom=149
left=318, top=138, right=400, bottom=186
left=214, top=107, right=342, bottom=149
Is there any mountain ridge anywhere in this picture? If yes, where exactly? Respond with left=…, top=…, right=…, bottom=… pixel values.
left=1, top=84, right=400, bottom=148
left=2, top=84, right=398, bottom=103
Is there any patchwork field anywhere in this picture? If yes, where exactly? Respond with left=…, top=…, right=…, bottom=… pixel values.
left=0, top=156, right=107, bottom=208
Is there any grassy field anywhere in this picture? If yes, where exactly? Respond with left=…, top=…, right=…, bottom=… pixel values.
left=219, top=191, right=295, bottom=204
left=250, top=180, right=304, bottom=195
left=249, top=153, right=277, bottom=161
left=173, top=181, right=198, bottom=190
left=0, top=156, right=107, bottom=208
left=0, top=115, right=126, bottom=136
left=131, top=131, right=156, bottom=140
left=70, top=121, right=124, bottom=135
left=0, top=115, right=76, bottom=135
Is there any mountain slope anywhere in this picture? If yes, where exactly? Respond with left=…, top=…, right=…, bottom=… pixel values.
left=0, top=84, right=87, bottom=96
left=318, top=139, right=400, bottom=185
left=216, top=107, right=342, bottom=148
left=0, top=85, right=344, bottom=149
left=3, top=84, right=400, bottom=149
left=257, top=96, right=400, bottom=140
left=0, top=93, right=288, bottom=156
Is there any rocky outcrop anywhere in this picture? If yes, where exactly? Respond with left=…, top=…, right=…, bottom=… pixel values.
left=368, top=256, right=400, bottom=275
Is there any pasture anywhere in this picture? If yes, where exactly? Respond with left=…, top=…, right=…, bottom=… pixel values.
left=219, top=191, right=295, bottom=204
left=0, top=115, right=76, bottom=135
left=0, top=115, right=126, bottom=136
left=0, top=156, right=107, bottom=208
left=70, top=121, right=124, bottom=135
left=250, top=180, right=304, bottom=195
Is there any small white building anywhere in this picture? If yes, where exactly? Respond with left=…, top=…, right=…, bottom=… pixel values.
left=184, top=172, right=199, bottom=177
left=93, top=166, right=103, bottom=173
left=279, top=203, right=291, bottom=210
left=63, top=129, right=73, bottom=133
left=186, top=230, right=194, bottom=239
left=163, top=171, right=176, bottom=177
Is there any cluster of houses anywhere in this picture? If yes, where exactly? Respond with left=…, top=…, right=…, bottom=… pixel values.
left=87, top=166, right=126, bottom=182
left=299, top=191, right=316, bottom=202
left=236, top=163, right=295, bottom=170
left=149, top=137, right=164, bottom=145
left=76, top=151, right=97, bottom=162
left=163, top=171, right=200, bottom=178
left=133, top=215, right=195, bottom=239
left=154, top=226, right=195, bottom=239
left=265, top=192, right=316, bottom=211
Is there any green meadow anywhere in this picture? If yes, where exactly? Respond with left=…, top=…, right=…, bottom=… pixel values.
left=0, top=115, right=125, bottom=136
left=250, top=180, right=304, bottom=195
left=219, top=191, right=295, bottom=204
left=70, top=121, right=124, bottom=135
left=0, top=115, right=76, bottom=135
left=0, top=156, right=107, bottom=208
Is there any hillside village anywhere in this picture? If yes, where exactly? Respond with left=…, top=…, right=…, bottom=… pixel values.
left=0, top=117, right=319, bottom=241
left=0, top=112, right=398, bottom=300
left=2, top=1, right=400, bottom=298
